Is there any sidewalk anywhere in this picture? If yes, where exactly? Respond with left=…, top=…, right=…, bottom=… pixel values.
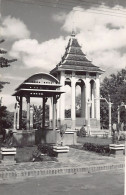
left=0, top=148, right=125, bottom=181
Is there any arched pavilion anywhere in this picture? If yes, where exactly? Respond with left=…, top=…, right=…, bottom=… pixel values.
left=12, top=72, right=64, bottom=144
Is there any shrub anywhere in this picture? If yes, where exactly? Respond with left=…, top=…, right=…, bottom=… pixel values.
left=83, top=142, right=110, bottom=155
left=38, top=144, right=56, bottom=157
left=119, top=133, right=126, bottom=141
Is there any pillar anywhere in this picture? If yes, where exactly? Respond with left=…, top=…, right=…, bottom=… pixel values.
left=26, top=96, right=30, bottom=130
left=71, top=77, right=76, bottom=129
left=109, top=101, right=112, bottom=135
left=118, top=106, right=120, bottom=124
left=91, top=84, right=95, bottom=118
left=95, top=75, right=100, bottom=122
left=53, top=96, right=57, bottom=144
left=19, top=96, right=22, bottom=129
left=42, top=97, right=46, bottom=128
left=13, top=103, right=17, bottom=130
left=53, top=96, right=57, bottom=131
left=17, top=103, right=20, bottom=130
left=59, top=71, right=65, bottom=124
left=56, top=98, right=60, bottom=128
left=49, top=97, right=53, bottom=128
left=81, top=84, right=85, bottom=118
left=30, top=106, right=33, bottom=130
left=87, top=100, right=91, bottom=135
left=85, top=75, right=91, bottom=122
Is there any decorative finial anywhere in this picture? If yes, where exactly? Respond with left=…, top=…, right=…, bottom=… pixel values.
left=71, top=29, right=76, bottom=37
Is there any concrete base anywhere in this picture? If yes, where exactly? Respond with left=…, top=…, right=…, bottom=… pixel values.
left=0, top=147, right=16, bottom=164
left=13, top=130, right=36, bottom=147
left=109, top=144, right=125, bottom=156
left=57, top=130, right=77, bottom=145
left=53, top=145, right=69, bottom=160
left=35, top=128, right=77, bottom=145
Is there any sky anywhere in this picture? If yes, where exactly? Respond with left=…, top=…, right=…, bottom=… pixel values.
left=0, top=0, right=126, bottom=111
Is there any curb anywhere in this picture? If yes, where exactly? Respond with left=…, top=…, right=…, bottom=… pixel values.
left=0, top=163, right=124, bottom=181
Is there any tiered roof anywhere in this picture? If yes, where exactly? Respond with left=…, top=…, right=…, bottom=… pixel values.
left=50, top=32, right=104, bottom=74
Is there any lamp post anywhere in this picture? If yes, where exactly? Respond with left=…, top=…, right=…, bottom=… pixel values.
left=99, top=95, right=112, bottom=136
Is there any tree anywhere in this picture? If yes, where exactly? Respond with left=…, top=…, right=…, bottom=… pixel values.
left=0, top=39, right=17, bottom=92
left=0, top=106, right=13, bottom=134
left=100, top=68, right=126, bottom=127
left=33, top=105, right=49, bottom=129
left=0, top=39, right=17, bottom=68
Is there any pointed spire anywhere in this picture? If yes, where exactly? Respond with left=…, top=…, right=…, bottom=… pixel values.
left=71, top=29, right=76, bottom=37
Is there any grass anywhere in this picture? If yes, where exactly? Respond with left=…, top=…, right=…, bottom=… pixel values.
left=77, top=136, right=125, bottom=145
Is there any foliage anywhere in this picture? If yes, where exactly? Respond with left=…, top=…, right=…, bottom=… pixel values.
left=0, top=39, right=17, bottom=68
left=83, top=143, right=110, bottom=155
left=21, top=110, right=27, bottom=130
left=38, top=143, right=57, bottom=157
left=100, top=68, right=126, bottom=127
left=65, top=109, right=71, bottom=118
left=119, top=133, right=126, bottom=141
left=0, top=39, right=17, bottom=92
left=33, top=105, right=49, bottom=129
left=0, top=106, right=13, bottom=134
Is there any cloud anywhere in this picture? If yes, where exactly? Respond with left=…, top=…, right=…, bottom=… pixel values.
left=53, top=5, right=126, bottom=70
left=2, top=75, right=25, bottom=81
left=1, top=94, right=15, bottom=110
left=9, top=37, right=68, bottom=71
left=1, top=16, right=30, bottom=40
left=90, top=50, right=126, bottom=70
left=52, top=12, right=67, bottom=22
left=8, top=5, right=126, bottom=72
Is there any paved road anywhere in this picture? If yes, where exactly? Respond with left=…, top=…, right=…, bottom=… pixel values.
left=0, top=169, right=124, bottom=195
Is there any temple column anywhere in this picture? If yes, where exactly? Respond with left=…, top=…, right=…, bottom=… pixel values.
left=85, top=75, right=91, bottom=121
left=56, top=98, right=60, bottom=128
left=17, top=103, right=20, bottom=130
left=87, top=99, right=92, bottom=135
left=95, top=75, right=100, bottom=122
left=26, top=96, right=30, bottom=130
left=42, top=97, right=47, bottom=129
left=30, top=106, right=33, bottom=130
left=53, top=96, right=57, bottom=143
left=59, top=71, right=65, bottom=124
left=81, top=84, right=86, bottom=118
left=71, top=77, right=76, bottom=129
left=19, top=96, right=22, bottom=129
left=13, top=103, right=17, bottom=130
left=53, top=96, right=57, bottom=131
left=91, top=85, right=95, bottom=118
left=49, top=97, right=53, bottom=128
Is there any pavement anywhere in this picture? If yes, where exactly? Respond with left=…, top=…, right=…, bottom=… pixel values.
left=0, top=169, right=124, bottom=195
left=0, top=147, right=125, bottom=182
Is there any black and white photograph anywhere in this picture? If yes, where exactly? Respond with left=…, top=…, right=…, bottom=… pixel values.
left=0, top=0, right=126, bottom=194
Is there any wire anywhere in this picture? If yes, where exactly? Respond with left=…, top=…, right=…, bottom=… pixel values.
left=3, top=0, right=126, bottom=18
